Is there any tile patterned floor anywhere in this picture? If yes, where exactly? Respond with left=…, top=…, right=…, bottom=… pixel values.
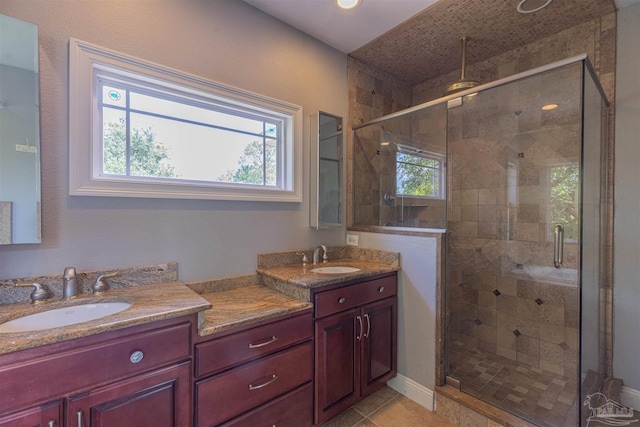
left=448, top=340, right=578, bottom=427
left=321, top=386, right=454, bottom=427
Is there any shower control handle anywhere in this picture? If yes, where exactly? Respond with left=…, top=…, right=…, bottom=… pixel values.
left=553, top=224, right=564, bottom=268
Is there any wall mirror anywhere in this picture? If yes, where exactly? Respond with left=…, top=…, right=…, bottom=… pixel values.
left=310, top=111, right=343, bottom=229
left=0, top=14, right=41, bottom=244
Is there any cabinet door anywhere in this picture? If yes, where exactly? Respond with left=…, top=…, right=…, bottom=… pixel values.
left=0, top=400, right=62, bottom=427
left=314, top=308, right=361, bottom=425
left=360, top=297, right=397, bottom=396
left=68, top=361, right=191, bottom=427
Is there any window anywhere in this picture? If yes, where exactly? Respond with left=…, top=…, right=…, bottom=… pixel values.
left=548, top=163, right=579, bottom=241
left=69, top=39, right=302, bottom=202
left=395, top=147, right=444, bottom=199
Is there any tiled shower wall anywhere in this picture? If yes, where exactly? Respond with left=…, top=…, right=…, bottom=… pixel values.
left=348, top=11, right=616, bottom=376
left=348, top=57, right=412, bottom=227
left=446, top=62, right=584, bottom=376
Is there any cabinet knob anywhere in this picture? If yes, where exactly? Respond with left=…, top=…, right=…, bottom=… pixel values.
left=338, top=297, right=346, bottom=304
left=129, top=350, right=144, bottom=364
left=49, top=421, right=55, bottom=427
left=378, top=286, right=385, bottom=293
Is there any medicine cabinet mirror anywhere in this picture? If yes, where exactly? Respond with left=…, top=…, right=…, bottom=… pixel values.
left=0, top=14, right=41, bottom=244
left=310, top=111, right=343, bottom=229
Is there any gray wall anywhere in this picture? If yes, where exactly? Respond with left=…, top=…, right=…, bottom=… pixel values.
left=614, top=2, right=640, bottom=393
left=0, top=0, right=347, bottom=280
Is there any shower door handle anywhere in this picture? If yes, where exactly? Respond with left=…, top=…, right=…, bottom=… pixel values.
left=553, top=224, right=564, bottom=268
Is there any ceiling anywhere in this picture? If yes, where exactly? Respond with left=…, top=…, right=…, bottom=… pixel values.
left=244, top=0, right=634, bottom=86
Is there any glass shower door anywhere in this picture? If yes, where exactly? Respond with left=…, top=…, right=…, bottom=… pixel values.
left=445, top=63, right=584, bottom=427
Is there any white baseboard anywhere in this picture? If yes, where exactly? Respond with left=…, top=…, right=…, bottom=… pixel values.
left=387, top=374, right=434, bottom=411
left=621, top=386, right=640, bottom=411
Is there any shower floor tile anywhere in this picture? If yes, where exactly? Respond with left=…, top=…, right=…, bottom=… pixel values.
left=449, top=339, right=577, bottom=427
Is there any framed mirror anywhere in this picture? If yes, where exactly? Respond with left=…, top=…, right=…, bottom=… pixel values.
left=310, top=111, right=343, bottom=229
left=0, top=14, right=41, bottom=244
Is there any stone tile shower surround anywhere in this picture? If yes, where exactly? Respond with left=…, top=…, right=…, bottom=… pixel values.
left=409, top=12, right=616, bottom=379
left=445, top=64, right=583, bottom=379
left=347, top=11, right=615, bottom=427
left=348, top=57, right=412, bottom=228
left=352, top=102, right=448, bottom=229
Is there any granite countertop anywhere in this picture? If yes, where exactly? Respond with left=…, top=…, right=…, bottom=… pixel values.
left=255, top=248, right=400, bottom=301
left=0, top=282, right=211, bottom=355
left=257, top=258, right=398, bottom=289
left=196, top=284, right=313, bottom=337
left=0, top=250, right=399, bottom=355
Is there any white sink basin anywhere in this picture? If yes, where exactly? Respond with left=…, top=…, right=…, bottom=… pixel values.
left=0, top=302, right=132, bottom=333
left=311, top=266, right=361, bottom=274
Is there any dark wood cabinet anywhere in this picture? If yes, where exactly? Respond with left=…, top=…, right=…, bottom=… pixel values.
left=360, top=298, right=397, bottom=396
left=0, top=400, right=62, bottom=427
left=217, top=383, right=313, bottom=427
left=68, top=361, right=191, bottom=427
left=315, top=307, right=361, bottom=421
left=194, top=311, right=313, bottom=427
left=0, top=315, right=195, bottom=427
left=313, top=273, right=397, bottom=425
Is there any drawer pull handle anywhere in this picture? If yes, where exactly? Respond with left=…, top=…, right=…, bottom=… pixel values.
left=248, top=336, right=278, bottom=349
left=378, top=286, right=385, bottom=293
left=364, top=313, right=370, bottom=338
left=129, top=350, right=144, bottom=364
left=249, top=374, right=278, bottom=390
left=77, top=411, right=82, bottom=427
left=338, top=297, right=346, bottom=304
left=356, top=315, right=363, bottom=341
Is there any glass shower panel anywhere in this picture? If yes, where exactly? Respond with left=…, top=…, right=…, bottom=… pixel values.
left=580, top=65, right=608, bottom=421
left=352, top=102, right=447, bottom=229
left=446, top=63, right=584, bottom=427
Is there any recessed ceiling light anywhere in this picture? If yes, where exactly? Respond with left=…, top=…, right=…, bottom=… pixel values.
left=517, top=0, right=552, bottom=13
left=542, top=104, right=558, bottom=110
left=337, top=0, right=361, bottom=10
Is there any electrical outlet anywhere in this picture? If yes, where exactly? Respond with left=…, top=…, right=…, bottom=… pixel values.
left=346, top=234, right=359, bottom=246
left=15, top=144, right=36, bottom=153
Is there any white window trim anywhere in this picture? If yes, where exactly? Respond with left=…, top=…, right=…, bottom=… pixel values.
left=69, top=38, right=303, bottom=202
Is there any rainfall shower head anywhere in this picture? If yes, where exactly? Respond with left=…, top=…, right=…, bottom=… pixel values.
left=443, top=37, right=481, bottom=97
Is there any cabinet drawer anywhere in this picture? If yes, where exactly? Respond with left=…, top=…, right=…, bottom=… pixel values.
left=0, top=321, right=191, bottom=414
left=218, top=383, right=312, bottom=427
left=195, top=342, right=312, bottom=427
left=196, top=313, right=312, bottom=378
left=315, top=275, right=397, bottom=318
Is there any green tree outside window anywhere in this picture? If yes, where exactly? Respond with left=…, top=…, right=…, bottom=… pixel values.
left=549, top=164, right=579, bottom=240
left=396, top=152, right=442, bottom=198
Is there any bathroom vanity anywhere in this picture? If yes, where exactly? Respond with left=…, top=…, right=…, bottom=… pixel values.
left=256, top=250, right=398, bottom=425
left=0, top=250, right=399, bottom=426
left=0, top=314, right=196, bottom=427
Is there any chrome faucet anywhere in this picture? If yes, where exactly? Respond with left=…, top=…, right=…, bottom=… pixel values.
left=92, top=272, right=119, bottom=295
left=62, top=267, right=77, bottom=299
left=15, top=282, right=49, bottom=304
left=313, top=245, right=328, bottom=264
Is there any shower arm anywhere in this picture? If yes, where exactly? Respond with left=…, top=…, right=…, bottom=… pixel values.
left=459, top=37, right=468, bottom=81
